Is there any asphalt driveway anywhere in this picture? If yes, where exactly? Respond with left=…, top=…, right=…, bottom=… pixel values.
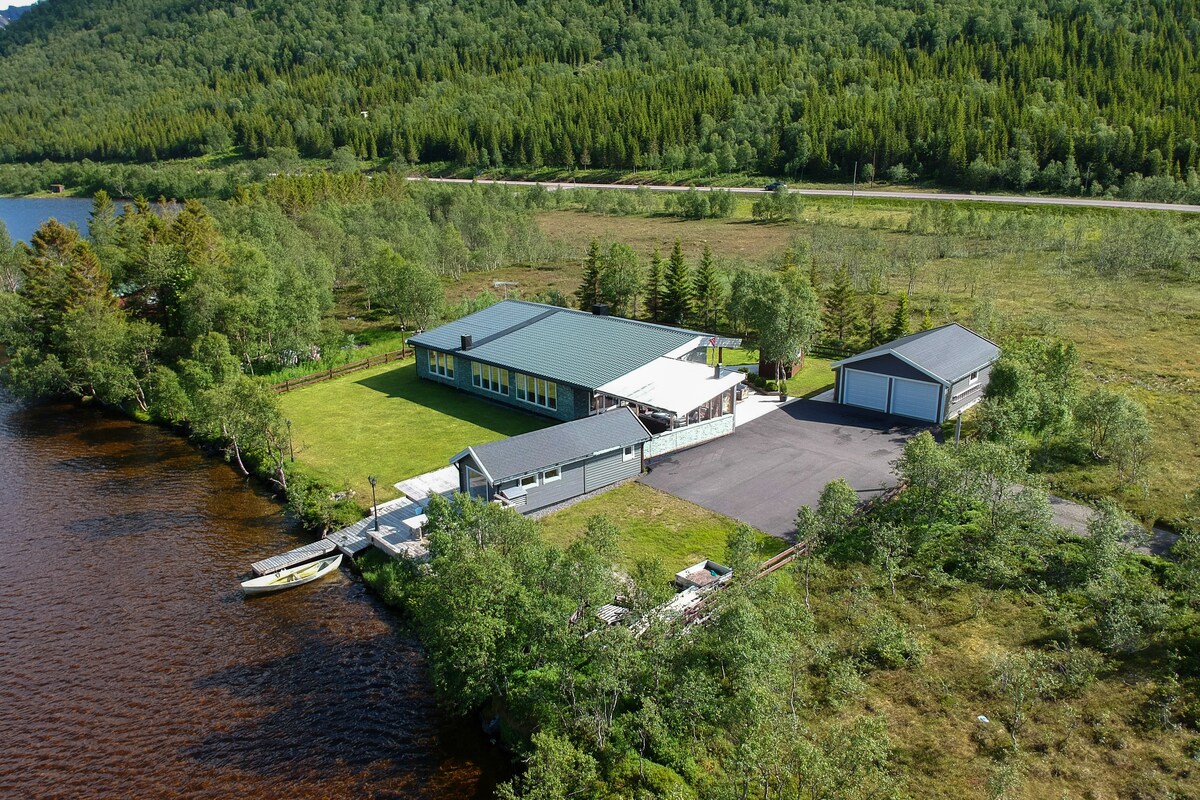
left=641, top=400, right=933, bottom=537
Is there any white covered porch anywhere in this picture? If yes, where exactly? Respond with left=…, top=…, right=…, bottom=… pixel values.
left=594, top=358, right=744, bottom=455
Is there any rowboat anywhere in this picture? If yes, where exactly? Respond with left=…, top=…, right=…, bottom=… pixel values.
left=241, top=554, right=343, bottom=596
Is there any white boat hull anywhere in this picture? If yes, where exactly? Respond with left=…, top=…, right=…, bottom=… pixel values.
left=241, top=554, right=343, bottom=596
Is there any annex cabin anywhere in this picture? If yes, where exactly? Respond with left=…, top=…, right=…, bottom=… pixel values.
left=410, top=300, right=744, bottom=456
left=830, top=323, right=1000, bottom=423
left=451, top=408, right=651, bottom=513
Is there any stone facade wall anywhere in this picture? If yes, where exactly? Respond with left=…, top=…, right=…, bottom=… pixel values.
left=645, top=415, right=736, bottom=458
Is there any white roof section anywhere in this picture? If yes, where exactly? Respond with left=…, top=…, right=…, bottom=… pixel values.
left=596, top=358, right=744, bottom=417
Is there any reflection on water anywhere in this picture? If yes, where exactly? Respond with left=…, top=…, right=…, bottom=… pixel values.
left=0, top=395, right=506, bottom=799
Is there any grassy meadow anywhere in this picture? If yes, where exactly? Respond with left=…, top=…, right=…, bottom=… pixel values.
left=517, top=197, right=1200, bottom=526
left=539, top=482, right=786, bottom=573
left=278, top=358, right=548, bottom=504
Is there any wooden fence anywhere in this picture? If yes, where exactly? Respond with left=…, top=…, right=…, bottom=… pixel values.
left=272, top=347, right=410, bottom=393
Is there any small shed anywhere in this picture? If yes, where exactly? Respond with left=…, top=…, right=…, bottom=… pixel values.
left=830, top=324, right=1000, bottom=423
left=451, top=407, right=651, bottom=513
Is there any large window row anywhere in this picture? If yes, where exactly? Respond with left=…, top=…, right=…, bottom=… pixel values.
left=516, top=373, right=557, bottom=410
left=427, top=350, right=454, bottom=378
left=472, top=362, right=509, bottom=395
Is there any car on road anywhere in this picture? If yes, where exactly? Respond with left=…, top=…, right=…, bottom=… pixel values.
left=764, top=181, right=787, bottom=191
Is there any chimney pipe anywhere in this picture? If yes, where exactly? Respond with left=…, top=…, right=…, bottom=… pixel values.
left=713, top=363, right=721, bottom=379
left=591, top=303, right=609, bottom=316
left=461, top=334, right=473, bottom=351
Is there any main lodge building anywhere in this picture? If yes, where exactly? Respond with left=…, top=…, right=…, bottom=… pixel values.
left=408, top=300, right=745, bottom=458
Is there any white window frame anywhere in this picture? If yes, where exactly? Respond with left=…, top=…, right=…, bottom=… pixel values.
left=541, top=467, right=561, bottom=483
left=472, top=362, right=509, bottom=396
left=428, top=350, right=454, bottom=378
left=623, top=445, right=636, bottom=461
left=968, top=370, right=980, bottom=386
left=516, top=373, right=558, bottom=410
left=519, top=474, right=538, bottom=488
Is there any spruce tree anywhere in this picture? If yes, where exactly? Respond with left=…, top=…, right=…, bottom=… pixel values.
left=921, top=308, right=934, bottom=331
left=661, top=239, right=693, bottom=326
left=889, top=292, right=913, bottom=340
left=645, top=247, right=665, bottom=322
left=575, top=239, right=603, bottom=311
left=859, top=275, right=884, bottom=347
left=691, top=243, right=723, bottom=331
left=823, top=263, right=859, bottom=348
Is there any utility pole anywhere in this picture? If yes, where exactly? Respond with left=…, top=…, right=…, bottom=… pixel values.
left=851, top=160, right=858, bottom=206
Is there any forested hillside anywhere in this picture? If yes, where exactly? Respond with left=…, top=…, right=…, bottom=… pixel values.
left=1, top=0, right=1199, bottom=195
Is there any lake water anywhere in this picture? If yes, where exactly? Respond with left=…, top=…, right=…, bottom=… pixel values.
left=0, top=196, right=103, bottom=242
left=0, top=393, right=507, bottom=799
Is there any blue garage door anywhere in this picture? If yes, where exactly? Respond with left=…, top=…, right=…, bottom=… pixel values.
left=842, top=369, right=889, bottom=411
left=889, top=378, right=941, bottom=422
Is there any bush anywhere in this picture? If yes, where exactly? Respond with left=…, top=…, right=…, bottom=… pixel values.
left=856, top=613, right=925, bottom=668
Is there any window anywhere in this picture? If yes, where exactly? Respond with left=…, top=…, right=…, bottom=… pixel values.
left=519, top=474, right=538, bottom=489
left=622, top=445, right=636, bottom=461
left=968, top=370, right=980, bottom=385
left=541, top=467, right=561, bottom=483
left=428, top=350, right=454, bottom=378
left=516, top=373, right=557, bottom=410
left=472, top=362, right=509, bottom=395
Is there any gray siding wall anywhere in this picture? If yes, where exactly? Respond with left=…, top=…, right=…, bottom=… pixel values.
left=844, top=354, right=936, bottom=382
left=584, top=447, right=642, bottom=492
left=945, top=365, right=992, bottom=418
left=523, top=459, right=587, bottom=512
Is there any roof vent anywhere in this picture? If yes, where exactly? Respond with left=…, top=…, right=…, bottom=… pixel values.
left=591, top=303, right=609, bottom=316
left=460, top=334, right=473, bottom=351
left=714, top=363, right=721, bottom=379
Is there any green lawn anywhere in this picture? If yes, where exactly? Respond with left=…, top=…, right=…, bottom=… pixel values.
left=708, top=346, right=835, bottom=398
left=540, top=482, right=787, bottom=573
left=279, top=358, right=549, bottom=504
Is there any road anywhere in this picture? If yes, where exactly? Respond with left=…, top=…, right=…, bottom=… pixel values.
left=412, top=176, right=1200, bottom=214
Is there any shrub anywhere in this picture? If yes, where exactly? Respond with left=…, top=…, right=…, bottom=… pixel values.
left=857, top=613, right=925, bottom=668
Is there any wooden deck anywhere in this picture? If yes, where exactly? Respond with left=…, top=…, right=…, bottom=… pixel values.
left=250, top=539, right=337, bottom=577
left=327, top=527, right=373, bottom=557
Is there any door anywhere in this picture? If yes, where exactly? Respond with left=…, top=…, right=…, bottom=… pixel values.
left=842, top=369, right=889, bottom=411
left=889, top=377, right=941, bottom=422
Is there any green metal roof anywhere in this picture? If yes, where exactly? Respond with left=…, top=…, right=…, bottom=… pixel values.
left=412, top=300, right=709, bottom=389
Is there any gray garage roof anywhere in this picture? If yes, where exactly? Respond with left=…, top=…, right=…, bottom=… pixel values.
left=452, top=407, right=651, bottom=483
left=409, top=300, right=710, bottom=389
left=830, top=323, right=1000, bottom=384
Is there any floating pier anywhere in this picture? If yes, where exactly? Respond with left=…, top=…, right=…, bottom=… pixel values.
left=250, top=539, right=337, bottom=577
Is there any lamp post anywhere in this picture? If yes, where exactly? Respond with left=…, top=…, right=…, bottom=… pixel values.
left=368, top=475, right=379, bottom=531
left=285, top=419, right=294, bottom=462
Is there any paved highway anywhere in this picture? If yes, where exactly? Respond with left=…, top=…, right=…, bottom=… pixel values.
left=412, top=176, right=1200, bottom=214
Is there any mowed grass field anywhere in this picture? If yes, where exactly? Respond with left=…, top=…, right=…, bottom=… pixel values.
left=540, top=483, right=786, bottom=573
left=278, top=359, right=548, bottom=504
left=528, top=202, right=1200, bottom=525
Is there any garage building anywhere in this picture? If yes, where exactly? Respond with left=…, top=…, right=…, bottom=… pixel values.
left=830, top=324, right=1000, bottom=423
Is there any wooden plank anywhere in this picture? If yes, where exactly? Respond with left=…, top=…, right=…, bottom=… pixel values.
left=251, top=539, right=337, bottom=576
left=327, top=528, right=373, bottom=557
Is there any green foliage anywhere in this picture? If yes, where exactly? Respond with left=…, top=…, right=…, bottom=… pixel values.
left=1075, top=387, right=1153, bottom=483
left=690, top=244, right=723, bottom=331
left=751, top=187, right=804, bottom=222
left=823, top=264, right=860, bottom=348
left=576, top=239, right=603, bottom=310
left=644, top=247, right=665, bottom=323
left=661, top=239, right=692, bottom=326
left=2, top=0, right=1200, bottom=202
left=887, top=291, right=911, bottom=340
left=727, top=266, right=821, bottom=373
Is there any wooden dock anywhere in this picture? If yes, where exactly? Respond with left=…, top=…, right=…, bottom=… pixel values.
left=327, top=527, right=373, bottom=557
left=251, top=539, right=336, bottom=577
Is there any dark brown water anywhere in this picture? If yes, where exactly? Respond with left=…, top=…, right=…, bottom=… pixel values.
left=0, top=393, right=506, bottom=799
